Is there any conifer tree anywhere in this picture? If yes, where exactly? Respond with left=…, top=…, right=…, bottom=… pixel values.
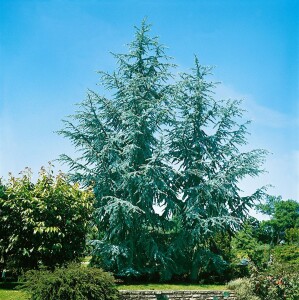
left=167, top=59, right=267, bottom=280
left=59, top=22, right=267, bottom=281
left=59, top=22, right=178, bottom=278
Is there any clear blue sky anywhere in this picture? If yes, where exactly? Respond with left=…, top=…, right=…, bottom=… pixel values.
left=0, top=0, right=298, bottom=202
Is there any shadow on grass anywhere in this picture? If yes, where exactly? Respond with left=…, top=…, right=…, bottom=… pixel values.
left=0, top=281, right=22, bottom=290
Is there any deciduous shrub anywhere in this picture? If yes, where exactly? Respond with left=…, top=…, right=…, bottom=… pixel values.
left=22, top=264, right=119, bottom=300
left=230, top=223, right=271, bottom=271
left=272, top=244, right=299, bottom=266
left=251, top=264, right=299, bottom=300
left=227, top=278, right=260, bottom=300
left=0, top=166, right=94, bottom=275
left=229, top=264, right=299, bottom=300
left=285, top=227, right=299, bottom=244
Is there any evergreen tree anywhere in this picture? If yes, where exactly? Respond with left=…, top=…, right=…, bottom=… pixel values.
left=59, top=22, right=178, bottom=278
left=59, top=21, right=267, bottom=281
left=167, top=59, right=267, bottom=280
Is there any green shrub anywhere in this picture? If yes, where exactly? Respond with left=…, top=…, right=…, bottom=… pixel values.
left=230, top=223, right=271, bottom=271
left=285, top=227, right=299, bottom=244
left=22, top=264, right=119, bottom=300
left=251, top=263, right=299, bottom=300
left=0, top=167, right=94, bottom=274
left=272, top=244, right=299, bottom=265
left=227, top=278, right=260, bottom=300
left=227, top=263, right=250, bottom=280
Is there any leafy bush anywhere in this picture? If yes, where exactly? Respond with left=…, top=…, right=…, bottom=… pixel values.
left=227, top=263, right=250, bottom=280
left=285, top=227, right=299, bottom=244
left=272, top=244, right=299, bottom=265
left=22, top=264, right=119, bottom=300
left=227, top=278, right=260, bottom=300
left=230, top=223, right=271, bottom=271
left=0, top=166, right=94, bottom=274
left=251, top=263, right=299, bottom=300
left=229, top=264, right=299, bottom=300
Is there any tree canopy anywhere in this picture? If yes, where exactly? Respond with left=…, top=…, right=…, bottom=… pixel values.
left=257, top=196, right=299, bottom=244
left=59, top=21, right=267, bottom=281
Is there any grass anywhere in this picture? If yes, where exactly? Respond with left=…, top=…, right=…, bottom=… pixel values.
left=0, top=282, right=228, bottom=299
left=0, top=289, right=28, bottom=300
left=117, top=283, right=228, bottom=290
left=0, top=283, right=28, bottom=300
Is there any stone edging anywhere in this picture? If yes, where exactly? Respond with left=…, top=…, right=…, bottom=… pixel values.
left=119, top=290, right=236, bottom=300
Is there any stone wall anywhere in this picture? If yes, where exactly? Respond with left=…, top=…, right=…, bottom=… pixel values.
left=120, top=290, right=236, bottom=300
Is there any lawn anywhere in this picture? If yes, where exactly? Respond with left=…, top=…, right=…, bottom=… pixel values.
left=0, top=289, right=29, bottom=300
left=0, top=283, right=28, bottom=300
left=0, top=283, right=228, bottom=299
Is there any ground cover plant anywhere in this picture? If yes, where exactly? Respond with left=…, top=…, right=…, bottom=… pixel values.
left=59, top=20, right=267, bottom=282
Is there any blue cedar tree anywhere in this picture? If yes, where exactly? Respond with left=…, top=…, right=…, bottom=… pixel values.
left=59, top=21, right=267, bottom=281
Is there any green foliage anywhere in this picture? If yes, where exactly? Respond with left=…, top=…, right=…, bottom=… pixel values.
left=256, top=195, right=281, bottom=216
left=0, top=166, right=94, bottom=274
left=285, top=227, right=299, bottom=244
left=272, top=244, right=299, bottom=265
left=251, top=264, right=299, bottom=300
left=257, top=197, right=299, bottom=244
left=273, top=200, right=299, bottom=230
left=59, top=21, right=267, bottom=281
left=59, top=21, right=178, bottom=281
left=227, top=278, right=260, bottom=300
left=22, top=264, right=119, bottom=300
left=231, top=223, right=271, bottom=270
left=167, top=57, right=267, bottom=281
left=229, top=264, right=299, bottom=300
